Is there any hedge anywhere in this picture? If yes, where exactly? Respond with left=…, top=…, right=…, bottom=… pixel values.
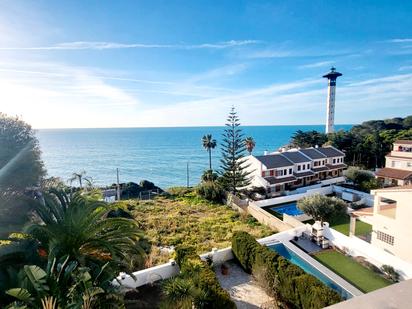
left=232, top=232, right=341, bottom=309
left=175, top=246, right=236, bottom=309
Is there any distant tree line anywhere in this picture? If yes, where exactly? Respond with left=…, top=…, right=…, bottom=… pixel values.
left=291, top=115, right=412, bottom=169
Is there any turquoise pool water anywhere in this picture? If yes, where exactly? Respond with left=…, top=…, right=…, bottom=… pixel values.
left=270, top=202, right=304, bottom=216
left=269, top=243, right=352, bottom=299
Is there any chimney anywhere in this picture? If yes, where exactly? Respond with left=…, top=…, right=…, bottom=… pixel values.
left=263, top=150, right=268, bottom=155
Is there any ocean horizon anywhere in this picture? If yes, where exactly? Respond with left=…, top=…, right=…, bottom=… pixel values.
left=37, top=125, right=352, bottom=189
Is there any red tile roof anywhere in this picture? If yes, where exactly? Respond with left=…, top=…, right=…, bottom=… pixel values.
left=394, top=140, right=412, bottom=145
left=375, top=168, right=412, bottom=180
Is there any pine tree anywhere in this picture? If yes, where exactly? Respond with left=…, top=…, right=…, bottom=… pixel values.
left=219, top=107, right=252, bottom=194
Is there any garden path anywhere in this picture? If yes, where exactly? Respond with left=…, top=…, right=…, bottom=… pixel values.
left=215, top=260, right=275, bottom=309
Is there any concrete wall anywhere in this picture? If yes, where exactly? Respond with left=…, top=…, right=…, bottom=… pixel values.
left=114, top=261, right=180, bottom=290
left=325, top=227, right=412, bottom=280
left=370, top=190, right=412, bottom=264
left=251, top=185, right=333, bottom=208
left=333, top=185, right=374, bottom=207
left=247, top=202, right=293, bottom=231
left=283, top=214, right=306, bottom=228
left=114, top=229, right=304, bottom=290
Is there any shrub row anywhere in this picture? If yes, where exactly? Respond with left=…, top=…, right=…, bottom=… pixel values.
left=175, top=246, right=236, bottom=309
left=232, top=231, right=342, bottom=309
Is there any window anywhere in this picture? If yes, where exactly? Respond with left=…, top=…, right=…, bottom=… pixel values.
left=333, top=158, right=336, bottom=164
left=284, top=169, right=287, bottom=175
left=314, top=161, right=319, bottom=166
left=289, top=168, right=292, bottom=174
left=270, top=170, right=274, bottom=176
left=298, top=165, right=301, bottom=171
left=377, top=231, right=394, bottom=246
left=276, top=170, right=283, bottom=176
left=307, top=164, right=310, bottom=169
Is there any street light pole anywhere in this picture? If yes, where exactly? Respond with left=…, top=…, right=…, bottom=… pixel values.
left=116, top=168, right=121, bottom=200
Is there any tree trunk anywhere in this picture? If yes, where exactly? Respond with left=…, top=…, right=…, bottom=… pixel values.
left=209, top=148, right=212, bottom=170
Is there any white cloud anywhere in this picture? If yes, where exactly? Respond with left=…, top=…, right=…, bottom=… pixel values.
left=0, top=40, right=260, bottom=51
left=0, top=61, right=140, bottom=128
left=299, top=61, right=335, bottom=69
left=387, top=38, right=412, bottom=43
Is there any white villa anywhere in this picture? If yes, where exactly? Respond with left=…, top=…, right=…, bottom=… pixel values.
left=351, top=185, right=412, bottom=264
left=245, top=146, right=346, bottom=194
left=375, top=140, right=412, bottom=186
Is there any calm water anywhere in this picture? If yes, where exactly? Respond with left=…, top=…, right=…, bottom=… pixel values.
left=36, top=125, right=351, bottom=189
left=269, top=243, right=352, bottom=299
left=270, top=202, right=304, bottom=216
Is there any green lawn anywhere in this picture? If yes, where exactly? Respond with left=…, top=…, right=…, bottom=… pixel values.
left=330, top=215, right=372, bottom=236
left=314, top=250, right=392, bottom=293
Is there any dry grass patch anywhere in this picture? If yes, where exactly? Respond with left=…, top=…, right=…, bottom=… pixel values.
left=115, top=191, right=273, bottom=267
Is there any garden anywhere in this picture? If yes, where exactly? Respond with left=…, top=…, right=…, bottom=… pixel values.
left=115, top=187, right=273, bottom=267
left=314, top=250, right=393, bottom=293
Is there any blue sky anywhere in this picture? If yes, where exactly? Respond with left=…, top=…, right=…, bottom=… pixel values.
left=0, top=0, right=411, bottom=128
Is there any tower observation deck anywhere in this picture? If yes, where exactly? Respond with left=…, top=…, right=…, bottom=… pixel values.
left=323, top=67, right=342, bottom=134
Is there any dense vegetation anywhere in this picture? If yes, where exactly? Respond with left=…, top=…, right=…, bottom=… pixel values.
left=1, top=190, right=144, bottom=308
left=231, top=232, right=341, bottom=308
left=297, top=194, right=347, bottom=223
left=161, top=246, right=235, bottom=308
left=116, top=188, right=272, bottom=267
left=0, top=113, right=46, bottom=238
left=291, top=115, right=412, bottom=169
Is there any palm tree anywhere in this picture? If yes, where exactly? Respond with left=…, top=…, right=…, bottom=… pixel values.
left=25, top=189, right=144, bottom=268
left=245, top=137, right=256, bottom=155
left=202, top=134, right=217, bottom=171
left=68, top=170, right=90, bottom=189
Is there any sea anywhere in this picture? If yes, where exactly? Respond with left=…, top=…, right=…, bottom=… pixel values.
left=36, top=125, right=352, bottom=189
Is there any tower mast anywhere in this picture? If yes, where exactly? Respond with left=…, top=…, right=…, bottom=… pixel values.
left=323, top=67, right=342, bottom=134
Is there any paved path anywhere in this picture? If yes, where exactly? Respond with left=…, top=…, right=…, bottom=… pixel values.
left=215, top=260, right=275, bottom=309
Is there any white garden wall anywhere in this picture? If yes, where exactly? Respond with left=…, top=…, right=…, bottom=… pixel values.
left=114, top=229, right=304, bottom=290
left=251, top=185, right=333, bottom=208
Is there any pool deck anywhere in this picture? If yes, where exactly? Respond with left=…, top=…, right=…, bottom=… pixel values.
left=291, top=238, right=322, bottom=254
left=282, top=241, right=364, bottom=297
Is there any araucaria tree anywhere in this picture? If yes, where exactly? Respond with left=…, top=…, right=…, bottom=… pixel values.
left=202, top=134, right=217, bottom=170
left=219, top=107, right=251, bottom=194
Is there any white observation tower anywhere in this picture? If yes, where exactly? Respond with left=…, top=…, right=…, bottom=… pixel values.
left=323, top=67, right=342, bottom=134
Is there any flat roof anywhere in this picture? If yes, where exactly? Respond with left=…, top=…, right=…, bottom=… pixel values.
left=326, top=279, right=412, bottom=309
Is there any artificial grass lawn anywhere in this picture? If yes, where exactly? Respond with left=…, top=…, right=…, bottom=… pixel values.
left=330, top=215, right=372, bottom=236
left=314, top=250, right=392, bottom=293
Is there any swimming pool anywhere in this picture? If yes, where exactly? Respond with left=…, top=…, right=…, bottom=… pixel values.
left=269, top=243, right=352, bottom=299
left=269, top=202, right=304, bottom=216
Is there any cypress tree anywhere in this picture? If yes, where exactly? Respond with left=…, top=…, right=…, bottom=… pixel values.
left=219, top=107, right=252, bottom=194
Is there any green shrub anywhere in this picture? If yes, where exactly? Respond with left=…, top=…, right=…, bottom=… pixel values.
left=381, top=264, right=400, bottom=282
left=231, top=231, right=258, bottom=273
left=231, top=232, right=341, bottom=308
left=175, top=246, right=236, bottom=309
left=196, top=181, right=224, bottom=203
